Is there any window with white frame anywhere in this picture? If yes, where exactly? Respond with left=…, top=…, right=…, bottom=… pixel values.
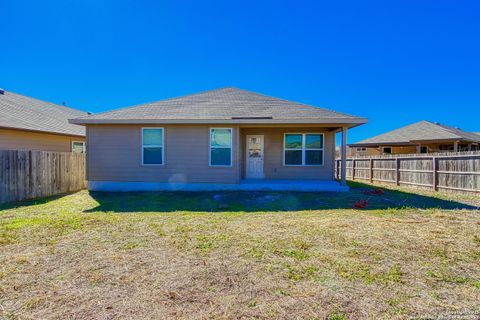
left=284, top=133, right=323, bottom=166
left=210, top=128, right=232, bottom=166
left=72, top=141, right=85, bottom=153
left=142, top=128, right=164, bottom=165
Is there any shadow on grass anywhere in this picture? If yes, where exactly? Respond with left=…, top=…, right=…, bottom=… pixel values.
left=0, top=193, right=73, bottom=211
left=84, top=182, right=478, bottom=213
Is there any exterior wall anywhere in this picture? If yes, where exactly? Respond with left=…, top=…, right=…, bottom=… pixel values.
left=349, top=145, right=417, bottom=157
left=390, top=146, right=418, bottom=154
left=240, top=127, right=336, bottom=180
left=87, top=124, right=241, bottom=184
left=348, top=147, right=381, bottom=157
left=0, top=128, right=85, bottom=152
left=87, top=124, right=337, bottom=184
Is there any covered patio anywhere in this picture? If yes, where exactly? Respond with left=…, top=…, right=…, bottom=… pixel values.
left=238, top=125, right=350, bottom=188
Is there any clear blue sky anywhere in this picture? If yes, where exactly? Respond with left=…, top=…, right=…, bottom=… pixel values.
left=1, top=0, right=479, bottom=143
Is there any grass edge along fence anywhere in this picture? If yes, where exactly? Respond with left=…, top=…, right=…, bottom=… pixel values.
left=336, top=151, right=480, bottom=193
left=0, top=149, right=86, bottom=204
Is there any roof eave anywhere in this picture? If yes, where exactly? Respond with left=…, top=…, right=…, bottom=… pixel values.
left=69, top=118, right=368, bottom=126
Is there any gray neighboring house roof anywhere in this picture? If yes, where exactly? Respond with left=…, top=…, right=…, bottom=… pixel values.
left=0, top=89, right=87, bottom=137
left=70, top=87, right=367, bottom=126
left=350, top=121, right=480, bottom=146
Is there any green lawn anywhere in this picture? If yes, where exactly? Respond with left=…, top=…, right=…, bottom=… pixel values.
left=1, top=183, right=479, bottom=319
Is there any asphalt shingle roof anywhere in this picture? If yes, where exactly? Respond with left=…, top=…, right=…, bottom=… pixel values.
left=71, top=87, right=366, bottom=125
left=351, top=121, right=480, bottom=146
left=0, top=89, right=87, bottom=137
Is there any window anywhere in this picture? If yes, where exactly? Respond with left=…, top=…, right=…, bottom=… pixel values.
left=382, top=147, right=392, bottom=154
left=439, top=145, right=454, bottom=151
left=142, top=128, right=164, bottom=165
left=356, top=147, right=367, bottom=152
left=420, top=146, right=428, bottom=153
left=284, top=133, right=323, bottom=166
left=210, top=128, right=232, bottom=166
left=72, top=141, right=85, bottom=153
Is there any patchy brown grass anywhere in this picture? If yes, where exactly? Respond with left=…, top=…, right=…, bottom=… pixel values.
left=0, top=185, right=479, bottom=319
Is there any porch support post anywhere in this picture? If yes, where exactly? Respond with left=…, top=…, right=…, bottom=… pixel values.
left=236, top=125, right=241, bottom=182
left=454, top=141, right=459, bottom=152
left=341, top=127, right=347, bottom=186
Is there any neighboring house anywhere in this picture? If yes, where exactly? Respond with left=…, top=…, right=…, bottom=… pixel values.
left=70, top=87, right=367, bottom=191
left=349, top=120, right=480, bottom=156
left=0, top=88, right=87, bottom=152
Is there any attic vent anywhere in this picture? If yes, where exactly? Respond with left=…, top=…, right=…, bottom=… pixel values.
left=0, top=88, right=4, bottom=95
left=231, top=116, right=273, bottom=120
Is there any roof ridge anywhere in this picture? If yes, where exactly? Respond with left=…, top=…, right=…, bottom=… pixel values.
left=69, top=87, right=367, bottom=125
left=77, top=87, right=358, bottom=120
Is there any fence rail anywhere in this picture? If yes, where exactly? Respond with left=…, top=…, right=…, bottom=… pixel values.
left=0, top=150, right=86, bottom=204
left=336, top=152, right=480, bottom=193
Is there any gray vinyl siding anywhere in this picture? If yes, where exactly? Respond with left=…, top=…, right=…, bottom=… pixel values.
left=87, top=124, right=240, bottom=183
left=240, top=127, right=335, bottom=180
left=86, top=124, right=336, bottom=184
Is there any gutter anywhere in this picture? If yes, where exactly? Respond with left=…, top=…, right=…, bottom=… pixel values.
left=69, top=118, right=368, bottom=126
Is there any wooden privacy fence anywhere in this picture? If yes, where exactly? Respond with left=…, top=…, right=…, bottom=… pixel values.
left=336, top=151, right=480, bottom=193
left=0, top=150, right=86, bottom=204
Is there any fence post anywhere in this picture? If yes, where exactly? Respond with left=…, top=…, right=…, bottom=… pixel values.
left=352, top=159, right=356, bottom=180
left=395, top=157, right=400, bottom=186
left=432, top=157, right=437, bottom=191
left=369, top=158, right=373, bottom=183
left=336, top=159, right=339, bottom=180
left=338, top=159, right=341, bottom=180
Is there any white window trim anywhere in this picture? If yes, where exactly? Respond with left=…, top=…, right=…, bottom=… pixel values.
left=283, top=133, right=324, bottom=166
left=209, top=128, right=233, bottom=167
left=71, top=141, right=86, bottom=153
left=141, top=127, right=165, bottom=166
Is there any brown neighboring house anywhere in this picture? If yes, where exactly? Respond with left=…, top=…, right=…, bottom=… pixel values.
left=0, top=88, right=87, bottom=152
left=349, top=120, right=480, bottom=156
left=70, top=87, right=367, bottom=191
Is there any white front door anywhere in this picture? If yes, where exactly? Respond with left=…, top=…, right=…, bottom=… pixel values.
left=246, top=135, right=264, bottom=179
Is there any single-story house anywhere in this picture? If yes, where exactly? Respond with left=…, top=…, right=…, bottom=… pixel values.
left=0, top=88, right=87, bottom=152
left=349, top=120, right=480, bottom=156
left=70, top=87, right=367, bottom=192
